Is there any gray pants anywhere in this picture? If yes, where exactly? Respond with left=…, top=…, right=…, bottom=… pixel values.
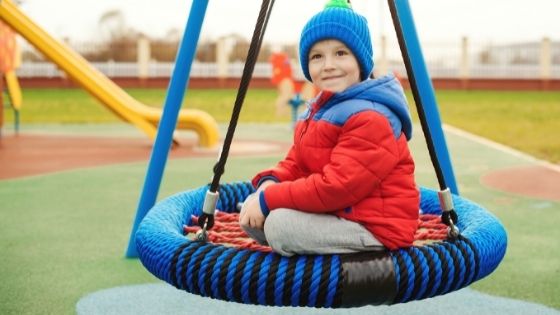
left=240, top=195, right=384, bottom=257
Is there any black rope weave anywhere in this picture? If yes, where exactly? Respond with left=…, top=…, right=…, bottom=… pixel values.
left=392, top=239, right=481, bottom=303
left=168, top=239, right=344, bottom=306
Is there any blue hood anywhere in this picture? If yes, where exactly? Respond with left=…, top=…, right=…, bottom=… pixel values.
left=324, top=74, right=413, bottom=140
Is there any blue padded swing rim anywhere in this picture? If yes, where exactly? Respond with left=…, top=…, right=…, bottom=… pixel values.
left=136, top=181, right=507, bottom=307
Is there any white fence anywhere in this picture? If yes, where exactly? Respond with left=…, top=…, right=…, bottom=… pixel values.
left=15, top=37, right=560, bottom=80
left=16, top=61, right=275, bottom=79
left=16, top=60, right=560, bottom=80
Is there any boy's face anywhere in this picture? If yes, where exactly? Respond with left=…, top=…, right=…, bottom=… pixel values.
left=308, top=39, right=361, bottom=93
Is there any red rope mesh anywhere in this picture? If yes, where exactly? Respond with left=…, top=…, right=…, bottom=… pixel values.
left=184, top=211, right=448, bottom=251
left=186, top=212, right=272, bottom=252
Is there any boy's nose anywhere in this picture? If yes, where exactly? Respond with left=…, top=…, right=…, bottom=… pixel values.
left=323, top=56, right=335, bottom=69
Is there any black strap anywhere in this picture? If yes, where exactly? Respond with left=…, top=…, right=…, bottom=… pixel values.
left=387, top=0, right=447, bottom=191
left=209, top=0, right=275, bottom=193
left=388, top=0, right=459, bottom=230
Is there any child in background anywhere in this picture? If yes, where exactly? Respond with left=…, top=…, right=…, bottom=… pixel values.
left=239, top=0, right=419, bottom=257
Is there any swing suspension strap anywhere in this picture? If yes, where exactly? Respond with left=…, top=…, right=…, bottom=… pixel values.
left=197, top=0, right=275, bottom=235
left=387, top=0, right=459, bottom=237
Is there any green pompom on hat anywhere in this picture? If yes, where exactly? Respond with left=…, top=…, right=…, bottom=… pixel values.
left=299, top=0, right=374, bottom=82
left=324, top=0, right=352, bottom=9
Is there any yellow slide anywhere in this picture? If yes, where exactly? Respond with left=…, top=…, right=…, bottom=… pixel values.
left=0, top=0, right=219, bottom=147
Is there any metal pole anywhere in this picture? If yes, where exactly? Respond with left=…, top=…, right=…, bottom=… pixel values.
left=388, top=0, right=459, bottom=194
left=125, top=0, right=210, bottom=258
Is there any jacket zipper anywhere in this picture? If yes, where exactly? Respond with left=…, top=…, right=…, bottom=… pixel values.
left=299, top=109, right=312, bottom=141
left=299, top=91, right=334, bottom=141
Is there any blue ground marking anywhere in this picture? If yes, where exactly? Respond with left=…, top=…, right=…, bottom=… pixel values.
left=76, top=283, right=560, bottom=315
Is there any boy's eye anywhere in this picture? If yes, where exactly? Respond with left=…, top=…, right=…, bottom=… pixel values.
left=335, top=50, right=348, bottom=56
left=309, top=53, right=322, bottom=61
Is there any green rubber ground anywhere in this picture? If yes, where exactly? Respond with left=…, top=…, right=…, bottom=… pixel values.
left=1, top=123, right=559, bottom=314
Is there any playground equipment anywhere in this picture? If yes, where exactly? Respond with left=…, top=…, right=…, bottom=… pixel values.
left=0, top=19, right=22, bottom=134
left=269, top=52, right=316, bottom=126
left=132, top=0, right=506, bottom=307
left=0, top=0, right=219, bottom=147
left=137, top=182, right=506, bottom=307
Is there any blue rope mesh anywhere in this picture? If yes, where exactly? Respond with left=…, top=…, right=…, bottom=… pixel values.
left=136, top=182, right=507, bottom=307
left=390, top=188, right=507, bottom=304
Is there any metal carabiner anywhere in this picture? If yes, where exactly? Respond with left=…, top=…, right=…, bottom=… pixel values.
left=195, top=221, right=209, bottom=242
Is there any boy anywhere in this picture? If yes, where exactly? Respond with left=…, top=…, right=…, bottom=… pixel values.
left=240, top=0, right=419, bottom=256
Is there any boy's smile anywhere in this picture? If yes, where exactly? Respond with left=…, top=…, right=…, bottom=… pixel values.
left=308, top=39, right=361, bottom=93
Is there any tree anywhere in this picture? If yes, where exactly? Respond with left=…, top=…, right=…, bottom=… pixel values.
left=98, top=10, right=126, bottom=42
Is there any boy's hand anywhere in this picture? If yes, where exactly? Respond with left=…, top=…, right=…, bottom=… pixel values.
left=239, top=194, right=266, bottom=230
left=256, top=179, right=276, bottom=192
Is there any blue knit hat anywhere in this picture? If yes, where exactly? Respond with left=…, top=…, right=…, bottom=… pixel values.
left=299, top=0, right=374, bottom=82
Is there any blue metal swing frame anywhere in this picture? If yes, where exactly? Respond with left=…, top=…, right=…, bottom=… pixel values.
left=129, top=0, right=507, bottom=307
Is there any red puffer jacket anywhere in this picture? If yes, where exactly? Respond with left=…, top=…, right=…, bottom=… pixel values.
left=253, top=76, right=419, bottom=250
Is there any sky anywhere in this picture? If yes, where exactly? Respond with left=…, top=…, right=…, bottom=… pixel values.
left=13, top=0, right=560, bottom=44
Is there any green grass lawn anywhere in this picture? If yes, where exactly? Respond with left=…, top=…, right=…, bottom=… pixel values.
left=431, top=90, right=560, bottom=164
left=3, top=88, right=560, bottom=163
